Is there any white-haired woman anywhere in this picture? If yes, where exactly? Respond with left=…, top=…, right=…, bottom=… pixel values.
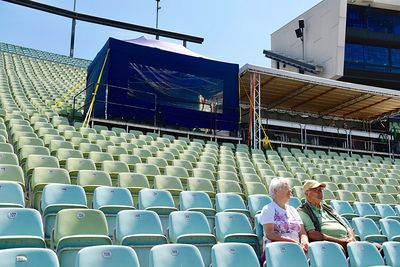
left=259, top=177, right=308, bottom=253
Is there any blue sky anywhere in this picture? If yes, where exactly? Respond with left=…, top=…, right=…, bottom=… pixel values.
left=0, top=0, right=320, bottom=67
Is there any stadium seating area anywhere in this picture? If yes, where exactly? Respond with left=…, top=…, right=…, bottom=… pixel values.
left=0, top=42, right=400, bottom=266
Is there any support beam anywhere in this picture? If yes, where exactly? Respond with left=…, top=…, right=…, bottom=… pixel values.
left=250, top=73, right=262, bottom=149
left=3, top=0, right=204, bottom=44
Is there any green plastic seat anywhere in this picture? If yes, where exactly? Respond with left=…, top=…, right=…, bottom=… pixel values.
left=106, top=146, right=127, bottom=160
left=244, top=182, right=268, bottom=196
left=115, top=210, right=167, bottom=267
left=101, top=160, right=129, bottom=185
left=133, top=148, right=153, bottom=161
left=153, top=175, right=183, bottom=206
left=19, top=145, right=50, bottom=166
left=65, top=158, right=96, bottom=182
left=216, top=180, right=244, bottom=197
left=135, top=163, right=161, bottom=185
left=118, top=154, right=141, bottom=171
left=376, top=193, right=397, bottom=206
left=25, top=155, right=60, bottom=178
left=187, top=178, right=215, bottom=198
left=147, top=157, right=168, bottom=174
left=78, top=143, right=101, bottom=157
left=117, top=172, right=149, bottom=204
left=265, top=242, right=308, bottom=267
left=56, top=149, right=83, bottom=167
left=52, top=209, right=111, bottom=267
left=30, top=167, right=70, bottom=209
left=88, top=152, right=113, bottom=169
left=337, top=190, right=356, bottom=204
left=77, top=170, right=112, bottom=208
left=1, top=248, right=57, bottom=266
left=0, top=164, right=25, bottom=190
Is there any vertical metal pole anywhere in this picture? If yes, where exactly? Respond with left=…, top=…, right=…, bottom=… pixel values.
left=251, top=73, right=262, bottom=149
left=155, top=0, right=161, bottom=40
left=69, top=0, right=77, bottom=57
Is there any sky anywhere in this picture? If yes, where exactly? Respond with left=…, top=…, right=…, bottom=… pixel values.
left=0, top=0, right=320, bottom=67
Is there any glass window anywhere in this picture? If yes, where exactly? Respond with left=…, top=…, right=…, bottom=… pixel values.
left=364, top=45, right=389, bottom=65
left=345, top=43, right=364, bottom=63
left=392, top=49, right=400, bottom=67
left=367, top=8, right=394, bottom=33
left=347, top=5, right=366, bottom=29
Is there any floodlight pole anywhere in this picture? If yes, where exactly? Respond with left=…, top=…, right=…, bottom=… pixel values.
left=69, top=0, right=77, bottom=57
left=155, top=0, right=161, bottom=40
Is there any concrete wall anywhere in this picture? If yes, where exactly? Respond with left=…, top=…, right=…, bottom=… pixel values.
left=271, top=0, right=347, bottom=79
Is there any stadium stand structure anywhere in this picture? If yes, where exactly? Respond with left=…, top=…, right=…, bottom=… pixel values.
left=1, top=40, right=400, bottom=267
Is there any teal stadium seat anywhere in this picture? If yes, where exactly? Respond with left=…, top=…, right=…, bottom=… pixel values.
left=149, top=244, right=205, bottom=267
left=75, top=245, right=139, bottom=267
left=115, top=210, right=168, bottom=267
left=308, top=241, right=348, bottom=267
left=0, top=208, right=45, bottom=249
left=264, top=242, right=308, bottom=267
left=348, top=241, right=387, bottom=267
left=0, top=248, right=59, bottom=267
left=211, top=243, right=260, bottom=267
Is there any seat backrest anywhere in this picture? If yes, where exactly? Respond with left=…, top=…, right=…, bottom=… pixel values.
left=76, top=245, right=139, bottom=267
left=215, top=212, right=252, bottom=242
left=353, top=202, right=377, bottom=217
left=179, top=191, right=213, bottom=211
left=118, top=173, right=149, bottom=189
left=31, top=167, right=70, bottom=189
left=215, top=193, right=246, bottom=212
left=77, top=170, right=112, bottom=187
left=186, top=178, right=214, bottom=193
left=93, top=186, right=133, bottom=209
left=115, top=210, right=164, bottom=243
left=383, top=241, right=400, bottom=267
left=41, top=184, right=87, bottom=212
left=330, top=200, right=355, bottom=215
left=168, top=211, right=212, bottom=243
left=154, top=175, right=183, bottom=191
left=375, top=203, right=397, bottom=218
left=149, top=244, right=205, bottom=267
left=265, top=242, right=308, bottom=267
left=211, top=243, right=259, bottom=267
left=53, top=209, right=108, bottom=245
left=138, top=189, right=175, bottom=209
left=0, top=248, right=59, bottom=267
left=0, top=208, right=44, bottom=237
left=348, top=241, right=385, bottom=267
left=308, top=241, right=347, bottom=267
left=379, top=218, right=400, bottom=240
left=65, top=158, right=96, bottom=172
left=0, top=181, right=24, bottom=207
left=352, top=217, right=380, bottom=240
left=247, top=194, right=272, bottom=217
left=0, top=164, right=24, bottom=186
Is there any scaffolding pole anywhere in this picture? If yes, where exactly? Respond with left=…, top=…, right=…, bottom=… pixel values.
left=250, top=72, right=262, bottom=149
